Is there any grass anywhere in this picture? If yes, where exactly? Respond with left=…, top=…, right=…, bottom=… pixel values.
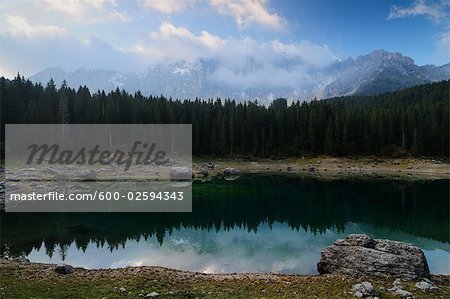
left=1, top=259, right=449, bottom=299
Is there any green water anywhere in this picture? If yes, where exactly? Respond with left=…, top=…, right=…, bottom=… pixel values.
left=1, top=176, right=449, bottom=274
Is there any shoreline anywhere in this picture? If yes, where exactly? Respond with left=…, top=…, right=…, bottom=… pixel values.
left=193, top=156, right=450, bottom=180
left=1, top=258, right=449, bottom=298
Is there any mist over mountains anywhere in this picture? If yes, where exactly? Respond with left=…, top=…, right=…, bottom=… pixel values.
left=30, top=50, right=449, bottom=104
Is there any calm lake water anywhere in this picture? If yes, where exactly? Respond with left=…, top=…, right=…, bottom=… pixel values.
left=1, top=176, right=449, bottom=274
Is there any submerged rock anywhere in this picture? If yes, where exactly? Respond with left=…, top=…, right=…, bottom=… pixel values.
left=317, top=234, right=430, bottom=279
left=351, top=282, right=378, bottom=298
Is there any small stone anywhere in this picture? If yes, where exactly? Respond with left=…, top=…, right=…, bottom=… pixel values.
left=393, top=278, right=403, bottom=287
left=170, top=167, right=192, bottom=181
left=144, top=291, right=160, bottom=298
left=119, top=287, right=127, bottom=293
left=388, top=287, right=412, bottom=298
left=351, top=282, right=378, bottom=298
left=12, top=256, right=30, bottom=263
left=78, top=169, right=97, bottom=181
left=415, top=281, right=438, bottom=292
left=54, top=263, right=73, bottom=275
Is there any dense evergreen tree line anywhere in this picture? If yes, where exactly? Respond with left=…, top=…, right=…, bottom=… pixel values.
left=0, top=75, right=448, bottom=157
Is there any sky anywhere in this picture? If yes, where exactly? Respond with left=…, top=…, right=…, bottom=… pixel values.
left=0, top=0, right=449, bottom=78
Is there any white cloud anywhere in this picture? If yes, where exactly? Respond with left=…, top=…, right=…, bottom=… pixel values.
left=125, top=22, right=337, bottom=89
left=38, top=0, right=130, bottom=23
left=3, top=15, right=67, bottom=39
left=209, top=0, right=286, bottom=30
left=140, top=0, right=196, bottom=14
left=388, top=0, right=446, bottom=22
left=432, top=29, right=450, bottom=63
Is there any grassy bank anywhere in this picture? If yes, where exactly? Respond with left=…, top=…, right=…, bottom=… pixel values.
left=0, top=259, right=449, bottom=299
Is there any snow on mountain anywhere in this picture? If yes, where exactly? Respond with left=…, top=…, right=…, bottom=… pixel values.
left=29, top=50, right=449, bottom=103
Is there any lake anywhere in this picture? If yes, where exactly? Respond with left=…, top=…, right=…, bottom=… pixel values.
left=1, top=175, right=449, bottom=274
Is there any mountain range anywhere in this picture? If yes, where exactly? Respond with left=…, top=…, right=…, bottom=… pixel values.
left=30, top=50, right=449, bottom=104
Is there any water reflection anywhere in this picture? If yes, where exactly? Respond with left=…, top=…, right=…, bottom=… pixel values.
left=1, top=176, right=449, bottom=274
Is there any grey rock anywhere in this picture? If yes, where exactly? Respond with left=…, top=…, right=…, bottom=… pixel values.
left=144, top=291, right=160, bottom=298
left=351, top=282, right=378, bottom=298
left=52, top=173, right=68, bottom=181
left=170, top=167, right=193, bottom=181
left=42, top=167, right=60, bottom=175
left=78, top=170, right=97, bottom=181
left=12, top=256, right=30, bottom=263
left=388, top=286, right=413, bottom=298
left=317, top=234, right=430, bottom=279
left=200, top=168, right=209, bottom=177
left=54, top=263, right=73, bottom=275
left=0, top=182, right=4, bottom=210
left=223, top=167, right=240, bottom=176
left=415, top=281, right=438, bottom=292
left=393, top=278, right=404, bottom=287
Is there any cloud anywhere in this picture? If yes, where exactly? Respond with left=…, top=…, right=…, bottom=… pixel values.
left=38, top=0, right=130, bottom=23
left=209, top=0, right=286, bottom=30
left=125, top=22, right=337, bottom=90
left=388, top=0, right=447, bottom=22
left=127, top=22, right=224, bottom=62
left=432, top=29, right=450, bottom=63
left=3, top=15, right=67, bottom=39
left=388, top=1, right=450, bottom=64
left=0, top=32, right=140, bottom=78
left=139, top=0, right=196, bottom=14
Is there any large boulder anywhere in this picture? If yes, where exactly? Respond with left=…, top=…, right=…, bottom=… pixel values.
left=317, top=234, right=430, bottom=279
